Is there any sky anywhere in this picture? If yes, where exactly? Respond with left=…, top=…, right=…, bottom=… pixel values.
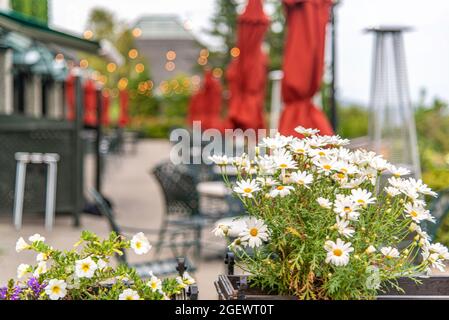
left=50, top=0, right=449, bottom=106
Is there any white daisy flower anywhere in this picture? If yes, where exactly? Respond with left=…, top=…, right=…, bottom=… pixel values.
left=75, top=257, right=98, bottom=278
left=272, top=149, right=297, bottom=170
left=33, top=261, right=48, bottom=277
left=15, top=237, right=30, bottom=253
left=97, top=258, right=108, bottom=271
left=118, top=289, right=140, bottom=300
left=289, top=171, right=313, bottom=187
left=324, top=238, right=353, bottom=266
left=313, top=157, right=338, bottom=175
left=29, top=234, right=45, bottom=243
left=425, top=243, right=449, bottom=260
left=385, top=186, right=401, bottom=197
left=256, top=176, right=278, bottom=187
left=45, top=279, right=67, bottom=300
left=269, top=185, right=295, bottom=198
left=261, top=133, right=289, bottom=150
left=131, top=232, right=152, bottom=255
left=317, top=197, right=332, bottom=209
left=36, top=252, right=49, bottom=262
left=208, top=155, right=230, bottom=166
left=370, top=156, right=389, bottom=172
left=255, top=156, right=276, bottom=175
left=388, top=165, right=410, bottom=177
left=17, top=263, right=30, bottom=279
left=380, top=246, right=400, bottom=259
left=233, top=179, right=260, bottom=198
left=408, top=178, right=438, bottom=197
left=294, top=126, right=319, bottom=137
left=212, top=223, right=231, bottom=238
left=333, top=195, right=360, bottom=221
left=147, top=272, right=162, bottom=292
left=365, top=245, right=377, bottom=254
left=350, top=188, right=376, bottom=207
left=176, top=272, right=196, bottom=288
left=289, top=139, right=310, bottom=155
left=404, top=203, right=434, bottom=223
left=334, top=217, right=355, bottom=238
left=239, top=218, right=270, bottom=248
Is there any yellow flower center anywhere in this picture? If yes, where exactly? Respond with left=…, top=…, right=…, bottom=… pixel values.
left=297, top=180, right=304, bottom=185
left=344, top=206, right=352, bottom=213
left=357, top=199, right=365, bottom=204
left=333, top=248, right=343, bottom=257
left=82, top=263, right=90, bottom=273
left=277, top=186, right=284, bottom=190
left=135, top=241, right=142, bottom=249
left=337, top=173, right=345, bottom=179
left=126, top=296, right=134, bottom=300
left=318, top=151, right=325, bottom=156
left=151, top=282, right=157, bottom=289
left=296, top=149, right=305, bottom=154
left=52, top=286, right=61, bottom=294
left=279, top=163, right=288, bottom=168
left=323, top=164, right=331, bottom=170
left=243, top=188, right=252, bottom=193
left=250, top=228, right=259, bottom=237
left=410, top=211, right=418, bottom=217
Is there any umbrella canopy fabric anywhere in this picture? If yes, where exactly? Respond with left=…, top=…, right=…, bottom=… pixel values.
left=118, top=89, right=130, bottom=127
left=101, top=90, right=111, bottom=126
left=83, top=79, right=97, bottom=127
left=226, top=0, right=269, bottom=131
left=187, top=70, right=224, bottom=132
left=279, top=0, right=334, bottom=137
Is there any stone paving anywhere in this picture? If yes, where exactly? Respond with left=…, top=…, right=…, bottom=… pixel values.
left=0, top=139, right=225, bottom=299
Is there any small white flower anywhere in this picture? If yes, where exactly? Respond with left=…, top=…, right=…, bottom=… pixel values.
left=45, top=279, right=67, bottom=300
left=324, top=238, right=353, bottom=266
left=313, top=157, right=338, bottom=175
left=212, top=223, right=231, bottom=238
left=118, top=289, right=140, bottom=300
left=350, top=188, right=376, bottom=207
left=36, top=252, right=49, bottom=262
left=97, top=258, right=107, bottom=270
left=147, top=272, right=162, bottom=292
left=239, top=218, right=270, bottom=248
left=334, top=217, right=355, bottom=238
left=272, top=149, right=297, bottom=170
left=289, top=139, right=310, bottom=155
left=15, top=237, right=30, bottom=252
left=388, top=165, right=410, bottom=177
left=75, top=257, right=98, bottom=278
left=333, top=195, right=360, bottom=221
left=29, top=234, right=45, bottom=243
left=365, top=245, right=377, bottom=254
left=33, top=261, right=47, bottom=277
left=385, top=186, right=401, bottom=197
left=256, top=176, right=278, bottom=187
left=409, top=178, right=438, bottom=197
left=269, top=185, right=295, bottom=198
left=317, top=197, right=332, bottom=209
left=17, top=263, right=30, bottom=279
left=131, top=232, right=152, bottom=255
left=176, top=272, right=196, bottom=288
left=289, top=171, right=313, bottom=188
left=370, top=156, right=389, bottom=172
left=233, top=179, right=260, bottom=198
left=380, top=246, right=400, bottom=259
left=294, top=126, right=319, bottom=137
left=404, top=202, right=434, bottom=223
left=208, top=155, right=230, bottom=166
left=261, top=133, right=290, bottom=149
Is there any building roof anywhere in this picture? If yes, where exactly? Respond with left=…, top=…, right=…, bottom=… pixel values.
left=133, top=14, right=196, bottom=41
left=0, top=9, right=100, bottom=53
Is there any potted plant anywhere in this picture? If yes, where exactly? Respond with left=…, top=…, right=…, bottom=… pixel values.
left=211, top=127, right=449, bottom=300
left=1, top=231, right=197, bottom=300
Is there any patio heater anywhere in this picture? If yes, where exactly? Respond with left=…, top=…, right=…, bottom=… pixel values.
left=366, top=26, right=421, bottom=178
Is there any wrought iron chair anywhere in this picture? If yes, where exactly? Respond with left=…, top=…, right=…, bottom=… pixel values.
left=88, top=188, right=196, bottom=278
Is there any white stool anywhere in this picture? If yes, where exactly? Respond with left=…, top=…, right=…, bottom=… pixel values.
left=13, top=152, right=60, bottom=231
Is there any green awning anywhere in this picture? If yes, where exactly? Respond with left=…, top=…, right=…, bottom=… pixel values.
left=0, top=10, right=100, bottom=54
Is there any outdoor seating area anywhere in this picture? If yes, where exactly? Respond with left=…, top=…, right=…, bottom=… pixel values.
left=1, top=0, right=449, bottom=308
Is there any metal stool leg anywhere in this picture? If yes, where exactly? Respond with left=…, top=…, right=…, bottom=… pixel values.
left=13, top=153, right=30, bottom=230
left=44, top=153, right=60, bottom=231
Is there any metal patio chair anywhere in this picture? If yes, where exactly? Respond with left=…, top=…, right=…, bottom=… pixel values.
left=88, top=188, right=196, bottom=278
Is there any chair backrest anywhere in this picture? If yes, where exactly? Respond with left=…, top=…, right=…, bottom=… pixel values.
left=428, top=188, right=449, bottom=239
left=88, top=188, right=128, bottom=264
left=152, top=161, right=200, bottom=217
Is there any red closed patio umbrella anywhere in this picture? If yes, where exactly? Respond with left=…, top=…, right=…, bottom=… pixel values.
left=187, top=70, right=224, bottom=132
left=226, top=0, right=269, bottom=131
left=83, top=79, right=97, bottom=127
left=279, top=0, right=334, bottom=137
left=101, top=90, right=111, bottom=126
left=118, top=89, right=130, bottom=127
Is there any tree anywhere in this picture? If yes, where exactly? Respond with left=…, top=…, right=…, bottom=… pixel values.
left=11, top=0, right=49, bottom=24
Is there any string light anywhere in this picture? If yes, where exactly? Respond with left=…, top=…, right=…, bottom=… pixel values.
left=166, top=50, right=176, bottom=61
left=128, top=49, right=139, bottom=59
left=197, top=56, right=207, bottom=66
left=79, top=59, right=89, bottom=69
left=118, top=77, right=128, bottom=90
left=200, top=48, right=209, bottom=58
left=132, top=27, right=142, bottom=38
left=230, top=47, right=240, bottom=58
left=165, top=61, right=175, bottom=71
left=83, top=30, right=93, bottom=39
left=135, top=63, right=145, bottom=73
left=212, top=67, right=223, bottom=78
left=106, top=62, right=117, bottom=73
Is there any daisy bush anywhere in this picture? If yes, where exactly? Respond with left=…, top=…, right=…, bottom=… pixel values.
left=1, top=231, right=195, bottom=300
left=211, top=127, right=449, bottom=300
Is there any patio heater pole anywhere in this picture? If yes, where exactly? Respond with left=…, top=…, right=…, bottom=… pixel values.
left=95, top=83, right=103, bottom=194
left=329, top=0, right=340, bottom=131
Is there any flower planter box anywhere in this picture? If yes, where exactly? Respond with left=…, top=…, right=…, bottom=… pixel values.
left=214, top=274, right=449, bottom=300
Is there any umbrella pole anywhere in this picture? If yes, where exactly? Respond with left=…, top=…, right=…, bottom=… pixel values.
left=329, top=1, right=339, bottom=132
